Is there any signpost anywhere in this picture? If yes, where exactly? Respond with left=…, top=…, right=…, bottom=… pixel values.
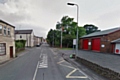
left=73, top=39, right=76, bottom=55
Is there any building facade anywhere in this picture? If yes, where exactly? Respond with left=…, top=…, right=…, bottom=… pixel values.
left=0, top=20, right=15, bottom=63
left=34, top=36, right=42, bottom=46
left=80, top=27, right=120, bottom=53
left=111, top=38, right=120, bottom=54
left=15, top=30, right=34, bottom=47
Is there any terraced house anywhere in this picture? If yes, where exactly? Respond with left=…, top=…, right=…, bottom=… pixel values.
left=0, top=20, right=15, bottom=63
left=15, top=29, right=34, bottom=47
left=34, top=36, right=42, bottom=47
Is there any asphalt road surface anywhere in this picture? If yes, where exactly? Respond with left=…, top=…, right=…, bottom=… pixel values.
left=0, top=44, right=107, bottom=80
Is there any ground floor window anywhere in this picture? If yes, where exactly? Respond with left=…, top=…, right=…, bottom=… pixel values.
left=0, top=43, right=6, bottom=55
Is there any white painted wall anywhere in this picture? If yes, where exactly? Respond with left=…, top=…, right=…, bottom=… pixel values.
left=115, top=43, right=120, bottom=54
left=15, top=33, right=34, bottom=47
left=31, top=31, right=34, bottom=47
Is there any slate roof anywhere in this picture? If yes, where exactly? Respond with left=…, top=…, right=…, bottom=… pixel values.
left=111, top=38, right=120, bottom=43
left=0, top=19, right=15, bottom=28
left=81, top=27, right=120, bottom=38
left=15, top=30, right=33, bottom=34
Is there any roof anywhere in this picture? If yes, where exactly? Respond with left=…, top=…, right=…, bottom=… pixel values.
left=34, top=36, right=42, bottom=38
left=15, top=30, right=33, bottom=34
left=81, top=27, right=120, bottom=38
left=0, top=19, right=15, bottom=28
left=111, top=38, right=120, bottom=43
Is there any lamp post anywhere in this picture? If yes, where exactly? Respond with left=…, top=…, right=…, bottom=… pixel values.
left=67, top=2, right=79, bottom=59
left=60, top=27, right=63, bottom=48
left=53, top=30, right=54, bottom=47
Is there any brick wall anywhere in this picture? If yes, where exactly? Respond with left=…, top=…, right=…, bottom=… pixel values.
left=79, top=30, right=120, bottom=53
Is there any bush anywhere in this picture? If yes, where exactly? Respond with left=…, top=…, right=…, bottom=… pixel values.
left=15, top=40, right=26, bottom=49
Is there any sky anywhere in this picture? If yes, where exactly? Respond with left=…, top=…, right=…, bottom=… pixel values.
left=0, top=0, right=120, bottom=38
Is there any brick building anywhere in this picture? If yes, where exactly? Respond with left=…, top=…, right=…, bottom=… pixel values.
left=111, top=38, right=120, bottom=54
left=80, top=27, right=120, bottom=53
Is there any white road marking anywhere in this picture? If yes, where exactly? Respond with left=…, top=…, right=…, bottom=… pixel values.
left=39, top=53, right=42, bottom=58
left=50, top=48, right=57, bottom=55
left=32, top=61, right=39, bottom=80
left=38, top=54, right=48, bottom=68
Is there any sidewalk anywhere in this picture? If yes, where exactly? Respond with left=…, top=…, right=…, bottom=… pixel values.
left=59, top=49, right=120, bottom=73
left=0, top=47, right=33, bottom=65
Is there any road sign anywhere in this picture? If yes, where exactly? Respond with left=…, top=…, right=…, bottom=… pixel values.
left=73, top=39, right=76, bottom=45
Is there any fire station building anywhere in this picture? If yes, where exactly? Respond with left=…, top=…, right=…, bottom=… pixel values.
left=79, top=27, right=120, bottom=54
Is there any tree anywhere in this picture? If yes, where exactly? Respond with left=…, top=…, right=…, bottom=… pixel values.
left=47, top=29, right=54, bottom=46
left=62, top=34, right=75, bottom=48
left=78, top=27, right=86, bottom=37
left=47, top=15, right=86, bottom=48
left=47, top=29, right=61, bottom=47
left=83, top=24, right=100, bottom=34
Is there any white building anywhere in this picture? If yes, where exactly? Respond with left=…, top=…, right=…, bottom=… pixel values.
left=15, top=30, right=34, bottom=47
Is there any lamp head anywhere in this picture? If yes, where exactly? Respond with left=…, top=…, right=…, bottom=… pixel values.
left=67, top=3, right=75, bottom=6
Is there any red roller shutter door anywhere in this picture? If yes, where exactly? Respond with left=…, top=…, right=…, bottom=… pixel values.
left=83, top=39, right=88, bottom=50
left=92, top=38, right=100, bottom=51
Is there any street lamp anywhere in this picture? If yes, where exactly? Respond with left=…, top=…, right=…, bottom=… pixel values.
left=61, top=27, right=63, bottom=48
left=67, top=2, right=79, bottom=59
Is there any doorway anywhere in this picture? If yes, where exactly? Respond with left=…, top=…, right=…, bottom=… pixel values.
left=10, top=46, right=13, bottom=58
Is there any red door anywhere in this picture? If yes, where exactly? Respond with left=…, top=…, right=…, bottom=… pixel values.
left=111, top=43, right=115, bottom=53
left=92, top=38, right=100, bottom=51
left=10, top=46, right=13, bottom=58
left=83, top=39, right=89, bottom=50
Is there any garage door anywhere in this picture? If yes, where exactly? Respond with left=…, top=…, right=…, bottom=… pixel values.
left=115, top=43, right=120, bottom=54
left=83, top=39, right=88, bottom=50
left=92, top=38, right=100, bottom=51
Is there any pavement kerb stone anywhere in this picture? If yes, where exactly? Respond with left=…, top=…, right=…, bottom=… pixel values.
left=76, top=57, right=120, bottom=80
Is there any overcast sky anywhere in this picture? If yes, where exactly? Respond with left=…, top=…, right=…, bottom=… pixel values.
left=0, top=0, right=120, bottom=38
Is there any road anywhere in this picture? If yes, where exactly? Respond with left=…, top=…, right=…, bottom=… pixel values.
left=0, top=44, right=107, bottom=80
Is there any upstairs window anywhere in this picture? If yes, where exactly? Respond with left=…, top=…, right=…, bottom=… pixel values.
left=20, top=35, right=22, bottom=38
left=4, top=27, right=6, bottom=35
left=8, top=28, right=11, bottom=35
left=0, top=25, right=2, bottom=34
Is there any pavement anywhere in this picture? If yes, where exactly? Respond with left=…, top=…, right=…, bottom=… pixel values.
left=0, top=44, right=108, bottom=80
left=59, top=49, right=120, bottom=74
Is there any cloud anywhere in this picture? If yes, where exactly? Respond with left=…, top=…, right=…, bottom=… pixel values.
left=0, top=0, right=120, bottom=38
left=0, top=0, right=31, bottom=24
left=94, top=6, right=120, bottom=30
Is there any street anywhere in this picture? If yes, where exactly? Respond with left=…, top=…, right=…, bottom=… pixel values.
left=0, top=44, right=107, bottom=80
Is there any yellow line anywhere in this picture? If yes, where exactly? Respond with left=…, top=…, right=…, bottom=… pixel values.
left=59, top=63, right=75, bottom=69
left=66, top=69, right=77, bottom=78
left=66, top=69, right=88, bottom=79
left=57, top=57, right=88, bottom=79
left=57, top=60, right=65, bottom=64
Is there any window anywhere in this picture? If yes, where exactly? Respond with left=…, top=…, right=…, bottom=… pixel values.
left=20, top=35, right=22, bottom=38
left=4, top=27, right=6, bottom=35
left=0, top=43, right=6, bottom=55
left=8, top=28, right=11, bottom=35
left=0, top=25, right=2, bottom=34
